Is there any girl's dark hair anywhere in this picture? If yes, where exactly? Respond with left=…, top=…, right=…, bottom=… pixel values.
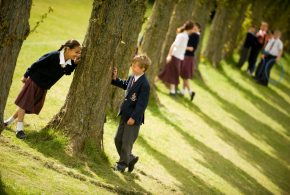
left=177, top=21, right=194, bottom=33
left=58, top=39, right=81, bottom=51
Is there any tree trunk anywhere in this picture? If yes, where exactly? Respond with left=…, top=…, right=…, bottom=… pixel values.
left=109, top=1, right=147, bottom=115
left=0, top=0, right=31, bottom=133
left=191, top=0, right=214, bottom=78
left=158, top=0, right=196, bottom=69
left=223, top=1, right=249, bottom=58
left=47, top=0, right=146, bottom=155
left=203, top=0, right=238, bottom=67
left=140, top=0, right=177, bottom=104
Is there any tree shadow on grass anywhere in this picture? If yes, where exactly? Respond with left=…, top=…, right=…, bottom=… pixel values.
left=137, top=136, right=223, bottom=195
left=0, top=174, right=9, bottom=195
left=24, top=129, right=149, bottom=194
left=167, top=85, right=290, bottom=194
left=219, top=67, right=290, bottom=136
left=148, top=103, right=272, bottom=195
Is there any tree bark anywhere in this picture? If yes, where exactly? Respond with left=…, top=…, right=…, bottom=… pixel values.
left=223, top=1, right=249, bottom=58
left=140, top=0, right=177, bottom=104
left=203, top=0, right=240, bottom=67
left=158, top=0, right=196, bottom=69
left=109, top=1, right=147, bottom=115
left=47, top=0, right=146, bottom=155
left=0, top=0, right=31, bottom=133
left=191, top=0, right=214, bottom=78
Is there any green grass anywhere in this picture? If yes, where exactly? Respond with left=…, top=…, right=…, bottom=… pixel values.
left=1, top=0, right=290, bottom=194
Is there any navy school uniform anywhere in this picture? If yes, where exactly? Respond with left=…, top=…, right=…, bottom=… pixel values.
left=15, top=50, right=77, bottom=114
left=111, top=74, right=150, bottom=125
left=24, top=51, right=77, bottom=89
left=111, top=74, right=150, bottom=168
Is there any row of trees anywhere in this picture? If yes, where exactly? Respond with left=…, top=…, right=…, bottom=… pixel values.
left=1, top=0, right=289, bottom=154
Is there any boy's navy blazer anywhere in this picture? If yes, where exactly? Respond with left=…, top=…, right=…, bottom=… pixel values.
left=111, top=74, right=150, bottom=125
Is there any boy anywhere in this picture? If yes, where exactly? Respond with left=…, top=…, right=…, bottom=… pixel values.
left=254, top=30, right=283, bottom=86
left=111, top=54, right=151, bottom=172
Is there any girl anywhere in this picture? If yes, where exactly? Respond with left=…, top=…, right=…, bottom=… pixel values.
left=158, top=21, right=195, bottom=96
left=4, top=39, right=81, bottom=139
left=180, top=22, right=201, bottom=101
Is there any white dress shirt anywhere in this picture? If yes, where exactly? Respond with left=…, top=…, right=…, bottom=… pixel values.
left=172, top=32, right=189, bottom=60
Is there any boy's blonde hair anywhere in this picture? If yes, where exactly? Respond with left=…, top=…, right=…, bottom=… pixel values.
left=132, top=54, right=151, bottom=72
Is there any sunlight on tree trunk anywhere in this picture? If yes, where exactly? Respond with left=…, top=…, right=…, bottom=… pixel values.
left=47, top=0, right=146, bottom=155
left=158, top=0, right=196, bottom=70
left=141, top=0, right=177, bottom=104
left=0, top=0, right=31, bottom=133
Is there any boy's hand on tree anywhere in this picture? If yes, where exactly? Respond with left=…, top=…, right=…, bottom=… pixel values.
left=112, top=67, right=118, bottom=80
left=127, top=117, right=135, bottom=125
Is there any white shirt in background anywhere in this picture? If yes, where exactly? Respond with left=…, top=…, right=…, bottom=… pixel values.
left=172, top=32, right=189, bottom=60
left=264, top=38, right=283, bottom=57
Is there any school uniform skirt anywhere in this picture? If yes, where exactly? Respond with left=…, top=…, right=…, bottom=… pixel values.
left=15, top=78, right=47, bottom=114
left=180, top=56, right=194, bottom=79
left=158, top=56, right=181, bottom=85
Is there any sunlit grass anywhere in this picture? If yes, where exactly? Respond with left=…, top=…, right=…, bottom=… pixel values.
left=1, top=0, right=290, bottom=194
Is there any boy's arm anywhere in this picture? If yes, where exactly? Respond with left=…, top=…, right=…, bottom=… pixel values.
left=111, top=78, right=129, bottom=90
left=130, top=83, right=150, bottom=122
left=111, top=67, right=128, bottom=90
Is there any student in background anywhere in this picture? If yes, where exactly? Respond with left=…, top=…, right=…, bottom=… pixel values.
left=180, top=22, right=201, bottom=101
left=238, top=26, right=256, bottom=68
left=247, top=22, right=268, bottom=75
left=254, top=30, right=283, bottom=86
left=158, top=21, right=195, bottom=96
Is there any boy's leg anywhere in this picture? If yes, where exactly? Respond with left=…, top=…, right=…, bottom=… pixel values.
left=119, top=124, right=140, bottom=166
left=114, top=121, right=125, bottom=158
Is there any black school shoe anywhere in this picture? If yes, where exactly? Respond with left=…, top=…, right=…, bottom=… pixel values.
left=190, top=91, right=195, bottom=101
left=114, top=163, right=126, bottom=172
left=16, top=130, right=27, bottom=139
left=128, top=156, right=139, bottom=172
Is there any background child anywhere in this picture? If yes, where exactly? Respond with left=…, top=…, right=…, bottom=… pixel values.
left=180, top=22, right=201, bottom=101
left=158, top=21, right=195, bottom=96
left=254, top=30, right=283, bottom=86
left=111, top=54, right=151, bottom=172
left=238, top=26, right=256, bottom=68
left=3, top=40, right=81, bottom=139
left=247, top=22, right=268, bottom=75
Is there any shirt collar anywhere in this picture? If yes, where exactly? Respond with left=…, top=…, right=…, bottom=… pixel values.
left=133, top=73, right=143, bottom=82
left=59, top=50, right=72, bottom=67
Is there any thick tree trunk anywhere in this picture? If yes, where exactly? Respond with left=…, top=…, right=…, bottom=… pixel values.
left=48, top=0, right=146, bottom=155
left=191, top=0, right=214, bottom=78
left=0, top=0, right=31, bottom=133
left=109, top=1, right=147, bottom=115
left=223, top=2, right=249, bottom=58
left=203, top=0, right=238, bottom=67
left=158, top=0, right=196, bottom=69
left=140, top=0, right=177, bottom=104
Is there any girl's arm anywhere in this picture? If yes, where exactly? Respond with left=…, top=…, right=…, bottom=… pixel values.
left=24, top=52, right=54, bottom=78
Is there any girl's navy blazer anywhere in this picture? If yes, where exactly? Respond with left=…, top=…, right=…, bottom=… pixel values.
left=24, top=51, right=77, bottom=89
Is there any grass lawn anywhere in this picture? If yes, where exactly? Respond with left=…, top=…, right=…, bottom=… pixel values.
left=1, top=0, right=290, bottom=194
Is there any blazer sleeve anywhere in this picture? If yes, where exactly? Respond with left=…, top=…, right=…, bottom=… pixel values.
left=131, top=82, right=150, bottom=121
left=111, top=77, right=130, bottom=90
left=64, top=61, right=77, bottom=75
left=24, top=52, right=55, bottom=78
